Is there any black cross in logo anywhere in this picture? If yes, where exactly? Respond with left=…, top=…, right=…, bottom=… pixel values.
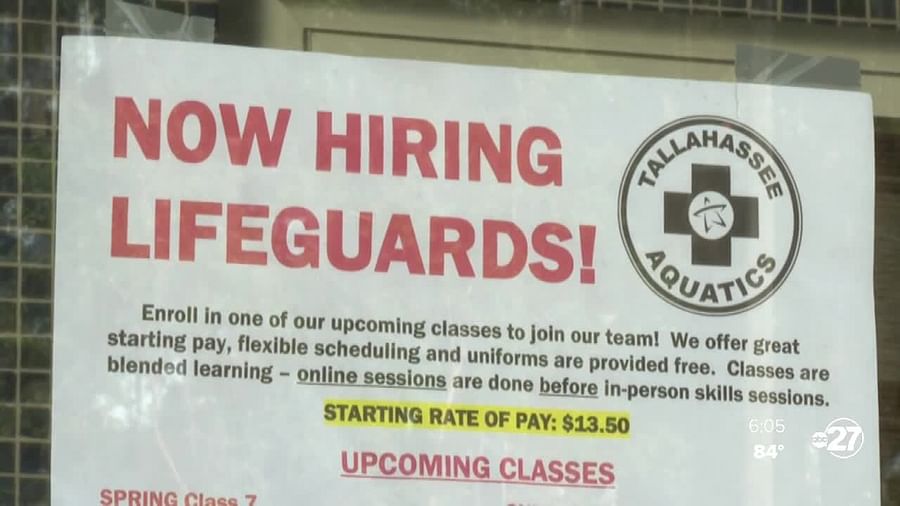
left=664, top=164, right=759, bottom=267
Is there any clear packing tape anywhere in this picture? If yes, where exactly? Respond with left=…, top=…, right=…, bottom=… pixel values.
left=735, top=44, right=861, bottom=91
left=105, top=0, right=215, bottom=43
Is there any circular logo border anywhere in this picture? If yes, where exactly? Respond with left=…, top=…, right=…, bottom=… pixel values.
left=618, top=115, right=803, bottom=316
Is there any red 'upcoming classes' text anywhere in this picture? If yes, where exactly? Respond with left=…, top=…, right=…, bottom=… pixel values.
left=341, top=450, right=616, bottom=488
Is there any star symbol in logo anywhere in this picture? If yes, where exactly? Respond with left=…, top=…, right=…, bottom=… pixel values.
left=692, top=196, right=728, bottom=233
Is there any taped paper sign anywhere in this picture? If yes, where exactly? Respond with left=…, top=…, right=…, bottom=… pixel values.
left=53, top=37, right=878, bottom=505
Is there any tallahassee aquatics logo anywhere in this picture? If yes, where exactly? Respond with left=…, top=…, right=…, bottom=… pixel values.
left=618, top=116, right=802, bottom=316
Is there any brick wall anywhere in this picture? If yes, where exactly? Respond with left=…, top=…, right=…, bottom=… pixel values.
left=0, top=1, right=218, bottom=504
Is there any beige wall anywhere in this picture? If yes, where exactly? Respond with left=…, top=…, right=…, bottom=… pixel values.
left=220, top=0, right=900, bottom=118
